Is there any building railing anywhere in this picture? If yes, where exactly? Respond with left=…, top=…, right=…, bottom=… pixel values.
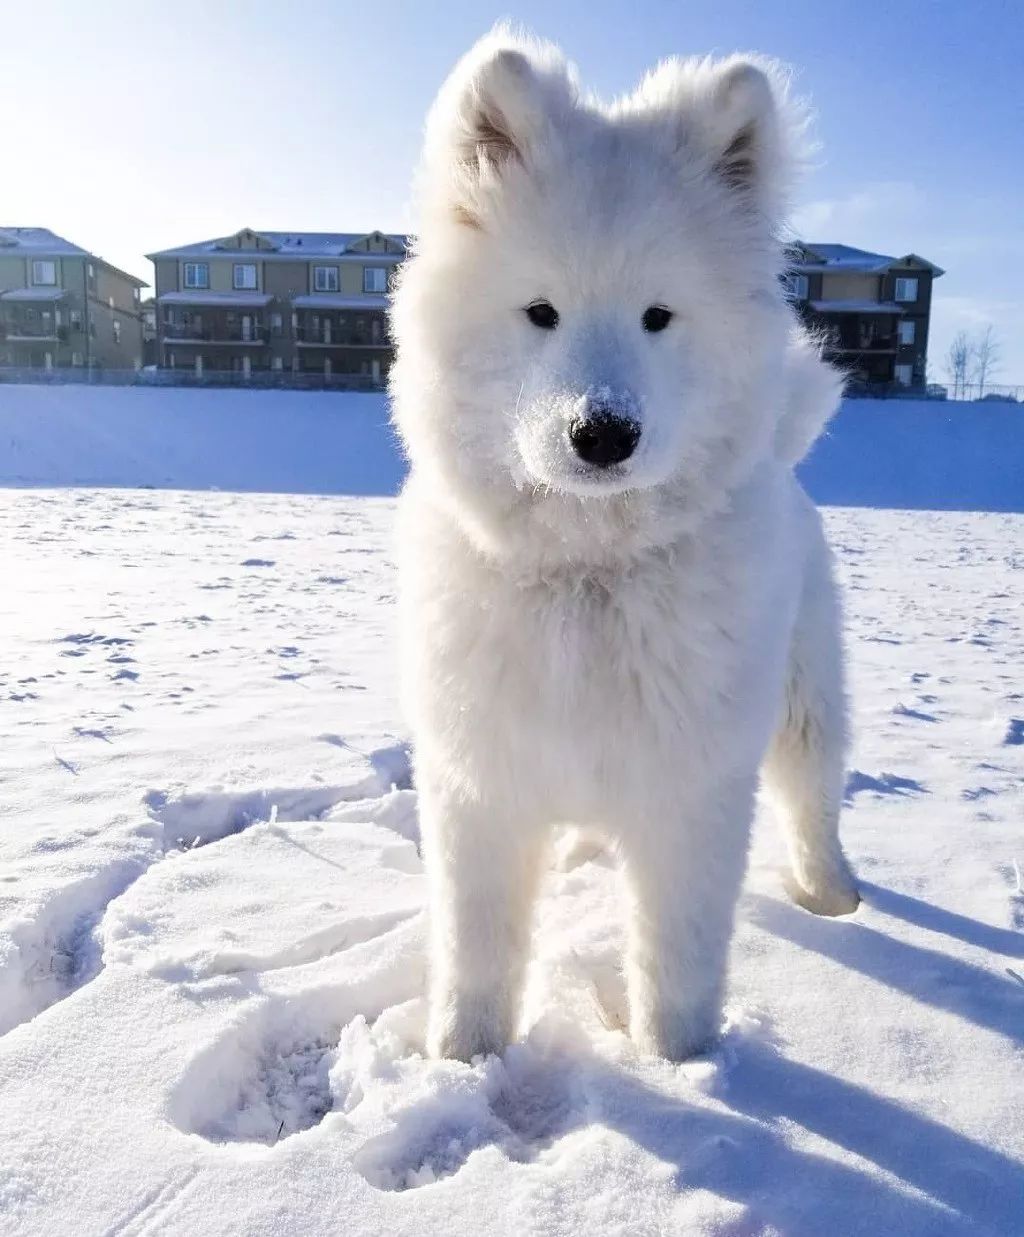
left=845, top=380, right=1022, bottom=402
left=0, top=323, right=68, bottom=341
left=160, top=324, right=387, bottom=347
left=826, top=341, right=897, bottom=355
left=0, top=365, right=385, bottom=392
left=162, top=324, right=267, bottom=344
left=0, top=365, right=1016, bottom=403
left=295, top=319, right=390, bottom=348
left=294, top=324, right=387, bottom=346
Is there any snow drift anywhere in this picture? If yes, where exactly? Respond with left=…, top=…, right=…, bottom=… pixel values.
left=0, top=383, right=1021, bottom=511
left=0, top=384, right=404, bottom=496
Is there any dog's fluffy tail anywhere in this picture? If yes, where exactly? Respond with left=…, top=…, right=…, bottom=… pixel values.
left=775, top=329, right=845, bottom=466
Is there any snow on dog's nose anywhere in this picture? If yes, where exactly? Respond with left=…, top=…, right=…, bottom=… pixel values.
left=568, top=388, right=641, bottom=468
left=568, top=411, right=640, bottom=467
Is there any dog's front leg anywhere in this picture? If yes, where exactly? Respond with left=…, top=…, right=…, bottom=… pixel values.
left=623, top=775, right=756, bottom=1061
left=421, top=787, right=545, bottom=1061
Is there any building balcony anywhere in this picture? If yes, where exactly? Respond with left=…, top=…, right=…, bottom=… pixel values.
left=0, top=288, right=67, bottom=305
left=162, top=325, right=267, bottom=345
left=294, top=321, right=388, bottom=347
left=158, top=292, right=273, bottom=310
left=824, top=341, right=897, bottom=355
left=0, top=323, right=67, bottom=342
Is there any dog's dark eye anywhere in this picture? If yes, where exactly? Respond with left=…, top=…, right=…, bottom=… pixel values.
left=524, top=300, right=559, bottom=330
left=642, top=306, right=673, bottom=333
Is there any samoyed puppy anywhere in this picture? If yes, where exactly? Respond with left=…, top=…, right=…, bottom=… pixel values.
left=389, top=29, right=860, bottom=1063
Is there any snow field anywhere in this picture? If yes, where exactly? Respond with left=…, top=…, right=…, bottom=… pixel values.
left=0, top=412, right=1022, bottom=1232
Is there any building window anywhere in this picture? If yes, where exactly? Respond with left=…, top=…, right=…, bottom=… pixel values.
left=32, top=260, right=57, bottom=285
left=70, top=310, right=83, bottom=331
left=894, top=363, right=913, bottom=386
left=234, top=263, right=257, bottom=290
left=183, top=262, right=209, bottom=289
left=894, top=277, right=918, bottom=302
left=314, top=266, right=339, bottom=292
left=897, top=319, right=916, bottom=346
left=113, top=320, right=122, bottom=344
left=363, top=266, right=387, bottom=293
left=783, top=273, right=808, bottom=300
left=270, top=312, right=283, bottom=337
left=72, top=351, right=84, bottom=367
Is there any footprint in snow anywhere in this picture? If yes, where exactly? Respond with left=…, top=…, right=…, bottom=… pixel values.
left=844, top=771, right=928, bottom=802
left=892, top=703, right=938, bottom=723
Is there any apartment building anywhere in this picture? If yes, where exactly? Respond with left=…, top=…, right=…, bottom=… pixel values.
left=0, top=228, right=146, bottom=370
left=147, top=228, right=408, bottom=384
left=784, top=243, right=944, bottom=389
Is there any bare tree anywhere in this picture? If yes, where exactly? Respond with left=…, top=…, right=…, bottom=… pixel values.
left=971, top=325, right=1001, bottom=398
left=945, top=331, right=972, bottom=399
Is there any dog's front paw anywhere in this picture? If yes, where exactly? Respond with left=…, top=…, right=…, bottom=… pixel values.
left=785, top=865, right=860, bottom=917
left=428, top=996, right=511, bottom=1062
left=630, top=1001, right=721, bottom=1063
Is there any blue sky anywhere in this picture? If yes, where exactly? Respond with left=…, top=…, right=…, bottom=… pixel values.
left=4, top=0, right=1021, bottom=380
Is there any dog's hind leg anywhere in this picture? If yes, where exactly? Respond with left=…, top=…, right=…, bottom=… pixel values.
left=762, top=531, right=860, bottom=917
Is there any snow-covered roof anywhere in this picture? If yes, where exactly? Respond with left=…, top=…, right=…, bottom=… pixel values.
left=809, top=299, right=905, bottom=315
left=791, top=243, right=944, bottom=277
left=157, top=292, right=273, bottom=308
left=0, top=287, right=67, bottom=302
left=0, top=227, right=87, bottom=256
left=292, top=294, right=389, bottom=311
left=149, top=229, right=409, bottom=261
left=0, top=227, right=146, bottom=286
left=797, top=243, right=894, bottom=271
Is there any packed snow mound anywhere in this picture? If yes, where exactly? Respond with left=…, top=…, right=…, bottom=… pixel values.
left=0, top=384, right=404, bottom=495
left=0, top=383, right=1021, bottom=510
left=799, top=398, right=1024, bottom=512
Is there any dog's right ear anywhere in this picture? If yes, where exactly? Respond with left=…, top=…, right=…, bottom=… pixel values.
left=422, top=30, right=577, bottom=226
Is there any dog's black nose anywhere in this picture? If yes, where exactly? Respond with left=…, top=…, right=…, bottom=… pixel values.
left=568, top=411, right=640, bottom=467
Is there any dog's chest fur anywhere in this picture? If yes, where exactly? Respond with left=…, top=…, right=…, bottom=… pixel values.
left=401, top=471, right=802, bottom=821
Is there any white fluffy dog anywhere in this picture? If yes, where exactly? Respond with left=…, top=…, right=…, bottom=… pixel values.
left=389, top=30, right=860, bottom=1063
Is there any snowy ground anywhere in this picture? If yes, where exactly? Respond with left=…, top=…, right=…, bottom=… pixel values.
left=1, top=479, right=1022, bottom=1236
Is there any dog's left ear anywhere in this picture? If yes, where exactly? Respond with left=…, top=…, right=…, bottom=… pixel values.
left=636, top=55, right=803, bottom=221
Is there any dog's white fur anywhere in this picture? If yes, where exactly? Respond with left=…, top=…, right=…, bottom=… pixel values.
left=390, top=29, right=859, bottom=1063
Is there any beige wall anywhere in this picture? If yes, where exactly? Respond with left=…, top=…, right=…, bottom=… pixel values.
left=158, top=254, right=402, bottom=299
left=818, top=273, right=880, bottom=301
left=0, top=254, right=88, bottom=293
left=94, top=263, right=139, bottom=315
left=340, top=261, right=391, bottom=295
left=183, top=258, right=264, bottom=294
left=154, top=259, right=178, bottom=296
left=0, top=255, right=26, bottom=288
left=83, top=258, right=143, bottom=368
left=265, top=261, right=307, bottom=300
